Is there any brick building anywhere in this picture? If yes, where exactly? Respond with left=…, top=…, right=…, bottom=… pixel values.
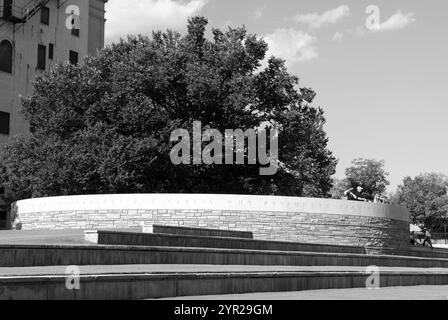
left=0, top=0, right=107, bottom=227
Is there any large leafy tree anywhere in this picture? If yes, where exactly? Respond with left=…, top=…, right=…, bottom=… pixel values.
left=394, top=173, right=448, bottom=230
left=0, top=17, right=337, bottom=202
left=330, top=158, right=390, bottom=200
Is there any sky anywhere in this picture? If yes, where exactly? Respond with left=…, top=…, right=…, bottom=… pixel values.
left=104, top=0, right=448, bottom=192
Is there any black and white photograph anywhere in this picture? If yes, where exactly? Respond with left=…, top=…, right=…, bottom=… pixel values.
left=0, top=0, right=447, bottom=308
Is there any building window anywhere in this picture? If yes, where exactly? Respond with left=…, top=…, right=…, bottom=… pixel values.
left=49, top=43, right=54, bottom=60
left=37, top=44, right=46, bottom=70
left=40, top=6, right=50, bottom=25
left=71, top=28, right=80, bottom=37
left=0, top=111, right=10, bottom=135
left=69, top=50, right=78, bottom=65
left=3, top=0, right=12, bottom=19
left=0, top=40, right=13, bottom=73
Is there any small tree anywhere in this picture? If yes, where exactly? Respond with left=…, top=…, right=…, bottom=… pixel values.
left=330, top=158, right=390, bottom=200
left=343, top=158, right=389, bottom=200
left=394, top=173, right=448, bottom=230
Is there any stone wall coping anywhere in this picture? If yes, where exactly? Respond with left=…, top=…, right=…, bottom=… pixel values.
left=14, top=194, right=410, bottom=222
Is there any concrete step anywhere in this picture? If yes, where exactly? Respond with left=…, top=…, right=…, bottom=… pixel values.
left=95, top=230, right=448, bottom=260
left=0, top=229, right=141, bottom=244
left=3, top=243, right=448, bottom=269
left=2, top=229, right=446, bottom=260
left=94, top=230, right=367, bottom=254
left=1, top=265, right=448, bottom=299
left=401, top=246, right=448, bottom=259
left=143, top=225, right=253, bottom=239
left=0, top=229, right=89, bottom=244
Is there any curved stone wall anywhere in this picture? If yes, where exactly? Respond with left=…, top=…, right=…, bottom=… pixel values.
left=10, top=194, right=410, bottom=249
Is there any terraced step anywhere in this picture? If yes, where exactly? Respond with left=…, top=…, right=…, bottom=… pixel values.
left=94, top=230, right=448, bottom=260
left=0, top=229, right=140, bottom=245
left=1, top=265, right=448, bottom=300
left=94, top=230, right=367, bottom=254
left=400, top=246, right=448, bottom=259
left=3, top=243, right=448, bottom=269
left=2, top=229, right=445, bottom=260
left=143, top=225, right=253, bottom=239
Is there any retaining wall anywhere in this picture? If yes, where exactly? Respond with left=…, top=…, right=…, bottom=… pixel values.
left=9, top=194, right=410, bottom=249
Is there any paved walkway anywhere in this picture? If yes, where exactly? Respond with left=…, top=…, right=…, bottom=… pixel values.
left=0, top=228, right=147, bottom=245
left=0, top=229, right=88, bottom=244
left=167, top=285, right=448, bottom=300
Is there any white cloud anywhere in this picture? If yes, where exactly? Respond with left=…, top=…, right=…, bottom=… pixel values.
left=372, top=11, right=416, bottom=32
left=294, top=5, right=351, bottom=29
left=264, top=28, right=318, bottom=66
left=105, top=0, right=208, bottom=43
left=345, top=11, right=415, bottom=39
left=332, top=32, right=343, bottom=42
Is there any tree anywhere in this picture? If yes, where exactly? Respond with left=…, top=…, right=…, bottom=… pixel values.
left=394, top=173, right=448, bottom=230
left=0, top=16, right=337, bottom=203
left=344, top=158, right=389, bottom=199
left=330, top=158, right=389, bottom=200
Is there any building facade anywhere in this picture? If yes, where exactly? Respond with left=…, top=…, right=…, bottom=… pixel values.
left=0, top=0, right=107, bottom=227
left=0, top=0, right=107, bottom=145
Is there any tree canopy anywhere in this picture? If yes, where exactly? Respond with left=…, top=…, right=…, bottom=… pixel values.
left=0, top=16, right=337, bottom=202
left=394, top=173, right=448, bottom=230
left=330, top=158, right=389, bottom=200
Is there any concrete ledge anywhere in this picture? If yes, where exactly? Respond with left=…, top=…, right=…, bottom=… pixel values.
left=1, top=266, right=448, bottom=299
left=380, top=246, right=448, bottom=259
left=144, top=224, right=253, bottom=239
left=95, top=230, right=368, bottom=254
left=2, top=244, right=448, bottom=269
left=96, top=230, right=448, bottom=259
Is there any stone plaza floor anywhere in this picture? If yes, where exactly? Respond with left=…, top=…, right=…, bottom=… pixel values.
left=0, top=229, right=88, bottom=244
left=165, top=285, right=448, bottom=300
